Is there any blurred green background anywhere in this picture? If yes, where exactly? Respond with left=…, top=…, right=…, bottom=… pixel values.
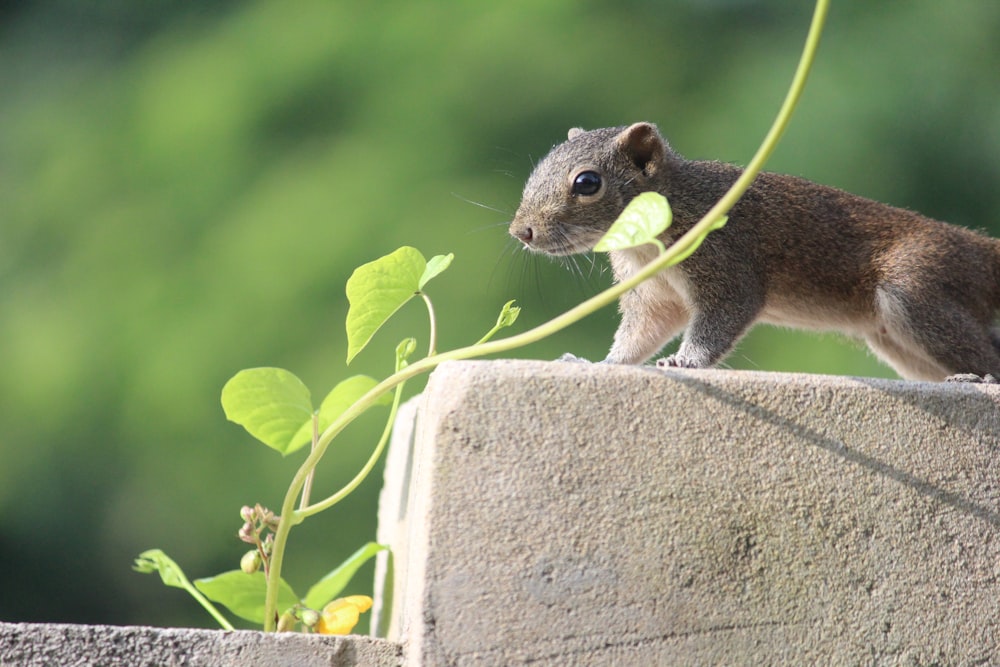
left=2, top=0, right=999, bottom=631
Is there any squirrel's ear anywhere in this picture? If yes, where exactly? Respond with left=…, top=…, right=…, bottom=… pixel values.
left=615, top=123, right=665, bottom=175
left=567, top=127, right=585, bottom=140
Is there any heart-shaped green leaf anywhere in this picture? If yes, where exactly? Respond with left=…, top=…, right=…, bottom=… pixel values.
left=286, top=375, right=389, bottom=453
left=194, top=570, right=300, bottom=624
left=593, top=192, right=672, bottom=253
left=304, top=542, right=388, bottom=611
left=221, top=368, right=314, bottom=455
left=345, top=247, right=427, bottom=364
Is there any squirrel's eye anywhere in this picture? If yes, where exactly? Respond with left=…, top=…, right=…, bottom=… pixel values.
left=571, top=170, right=602, bottom=196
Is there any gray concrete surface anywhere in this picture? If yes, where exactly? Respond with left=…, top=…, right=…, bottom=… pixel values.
left=0, top=622, right=401, bottom=667
left=9, top=361, right=1000, bottom=666
left=382, top=360, right=1000, bottom=666
left=373, top=398, right=419, bottom=641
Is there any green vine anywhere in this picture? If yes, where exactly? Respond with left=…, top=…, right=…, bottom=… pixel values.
left=261, top=0, right=829, bottom=631
left=136, top=0, right=830, bottom=634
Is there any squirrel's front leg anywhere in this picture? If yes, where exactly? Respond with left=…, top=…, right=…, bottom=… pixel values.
left=603, top=289, right=689, bottom=365
left=657, top=292, right=763, bottom=370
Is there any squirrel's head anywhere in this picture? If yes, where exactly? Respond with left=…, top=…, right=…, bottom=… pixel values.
left=509, top=122, right=673, bottom=255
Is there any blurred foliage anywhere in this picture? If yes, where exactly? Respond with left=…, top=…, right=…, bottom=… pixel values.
left=1, top=0, right=998, bottom=630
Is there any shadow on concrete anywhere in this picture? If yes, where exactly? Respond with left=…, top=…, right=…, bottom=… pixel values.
left=658, top=370, right=1000, bottom=528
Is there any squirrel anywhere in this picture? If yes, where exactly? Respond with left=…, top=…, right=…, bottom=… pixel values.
left=509, top=122, right=1000, bottom=382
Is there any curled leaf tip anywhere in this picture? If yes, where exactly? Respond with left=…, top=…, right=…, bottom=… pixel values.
left=497, top=300, right=520, bottom=328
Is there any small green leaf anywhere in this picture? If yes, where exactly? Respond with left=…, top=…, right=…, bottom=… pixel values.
left=496, top=300, right=520, bottom=329
left=133, top=549, right=188, bottom=589
left=475, top=300, right=523, bottom=345
left=396, top=338, right=417, bottom=369
left=346, top=247, right=427, bottom=364
left=221, top=368, right=314, bottom=455
left=304, top=542, right=388, bottom=611
left=418, top=253, right=454, bottom=289
left=135, top=549, right=236, bottom=630
left=666, top=215, right=728, bottom=266
left=593, top=192, right=673, bottom=253
left=286, top=375, right=389, bottom=454
left=194, top=571, right=300, bottom=624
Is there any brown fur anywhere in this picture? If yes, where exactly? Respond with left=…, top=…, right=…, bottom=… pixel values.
left=509, top=122, right=1000, bottom=381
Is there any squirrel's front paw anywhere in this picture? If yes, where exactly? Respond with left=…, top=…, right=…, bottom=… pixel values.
left=557, top=353, right=592, bottom=363
left=656, top=354, right=700, bottom=369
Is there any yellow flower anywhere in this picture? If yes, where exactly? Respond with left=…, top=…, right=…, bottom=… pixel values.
left=314, top=595, right=374, bottom=635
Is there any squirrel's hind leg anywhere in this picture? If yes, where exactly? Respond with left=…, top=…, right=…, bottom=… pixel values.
left=945, top=373, right=999, bottom=384
left=867, top=286, right=1000, bottom=381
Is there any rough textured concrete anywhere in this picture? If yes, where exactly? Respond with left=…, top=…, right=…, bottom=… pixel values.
left=0, top=622, right=401, bottom=667
left=383, top=360, right=1000, bottom=666
left=373, top=398, right=419, bottom=640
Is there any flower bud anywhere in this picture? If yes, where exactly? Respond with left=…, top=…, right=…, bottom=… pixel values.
left=299, top=608, right=320, bottom=628
left=240, top=550, right=261, bottom=574
left=240, top=505, right=255, bottom=523
left=238, top=522, right=255, bottom=543
left=276, top=611, right=296, bottom=633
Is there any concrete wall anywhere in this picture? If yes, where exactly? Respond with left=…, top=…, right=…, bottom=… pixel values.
left=0, top=622, right=401, bottom=667
left=7, top=361, right=999, bottom=666
left=378, top=360, right=1000, bottom=666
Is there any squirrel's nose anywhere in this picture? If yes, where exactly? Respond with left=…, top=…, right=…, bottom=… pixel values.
left=510, top=223, right=534, bottom=244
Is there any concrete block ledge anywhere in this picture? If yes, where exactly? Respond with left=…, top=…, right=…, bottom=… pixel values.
left=0, top=622, right=402, bottom=667
left=379, top=360, right=1000, bottom=666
